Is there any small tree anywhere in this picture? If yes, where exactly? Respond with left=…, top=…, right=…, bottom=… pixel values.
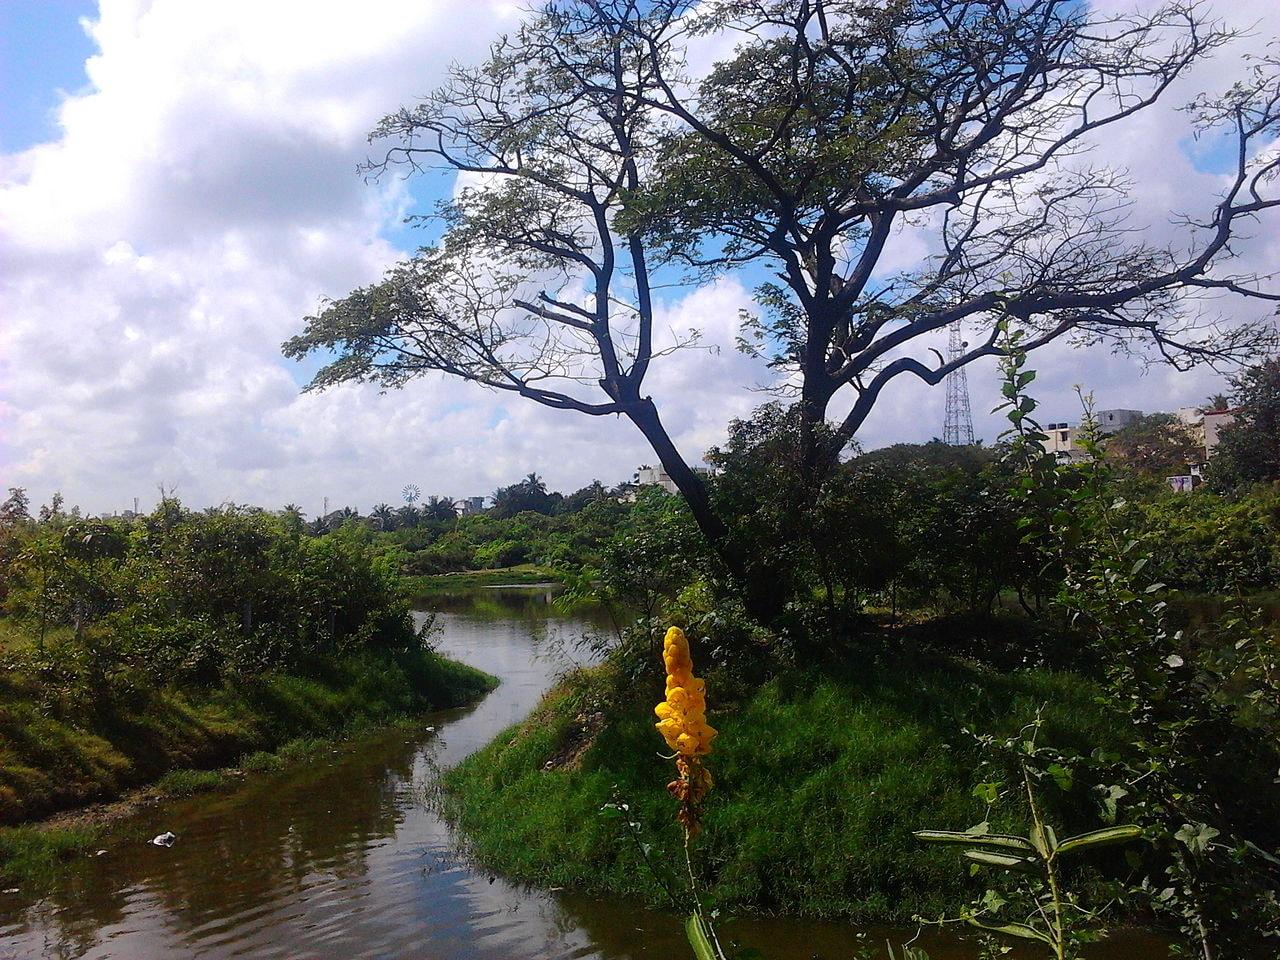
left=1104, top=413, right=1201, bottom=478
left=0, top=487, right=31, bottom=526
left=1208, top=357, right=1280, bottom=489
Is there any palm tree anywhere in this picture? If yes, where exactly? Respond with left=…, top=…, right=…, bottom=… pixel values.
left=370, top=502, right=396, bottom=531
left=1205, top=392, right=1231, bottom=412
left=281, top=503, right=306, bottom=535
left=423, top=496, right=458, bottom=523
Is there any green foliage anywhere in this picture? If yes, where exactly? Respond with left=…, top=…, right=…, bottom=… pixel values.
left=995, top=348, right=1280, bottom=957
left=1207, top=357, right=1280, bottom=490
left=1126, top=486, right=1280, bottom=595
left=705, top=403, right=895, bottom=644
left=1, top=499, right=425, bottom=703
left=445, top=655, right=1113, bottom=923
left=0, top=499, right=497, bottom=825
left=696, top=402, right=1048, bottom=652
left=917, top=717, right=1143, bottom=960
left=490, top=473, right=561, bottom=519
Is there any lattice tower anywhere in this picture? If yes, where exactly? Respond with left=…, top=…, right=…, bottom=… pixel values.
left=943, top=322, right=975, bottom=445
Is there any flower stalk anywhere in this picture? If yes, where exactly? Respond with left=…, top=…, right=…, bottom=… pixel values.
left=654, top=626, right=717, bottom=839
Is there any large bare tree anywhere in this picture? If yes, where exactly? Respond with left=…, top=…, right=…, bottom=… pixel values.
left=285, top=0, right=1280, bottom=612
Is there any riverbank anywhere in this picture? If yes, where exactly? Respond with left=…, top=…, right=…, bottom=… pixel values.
left=444, top=653, right=1118, bottom=923
left=0, top=647, right=496, bottom=888
left=402, top=564, right=563, bottom=599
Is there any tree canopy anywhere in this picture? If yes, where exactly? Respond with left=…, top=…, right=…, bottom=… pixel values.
left=285, top=0, right=1280, bottom=618
left=1104, top=413, right=1201, bottom=478
left=1209, top=357, right=1280, bottom=489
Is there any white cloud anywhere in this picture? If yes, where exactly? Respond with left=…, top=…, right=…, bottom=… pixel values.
left=1, top=0, right=1277, bottom=516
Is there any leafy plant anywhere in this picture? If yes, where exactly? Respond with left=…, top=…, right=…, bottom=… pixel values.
left=994, top=338, right=1280, bottom=958
left=917, top=718, right=1142, bottom=960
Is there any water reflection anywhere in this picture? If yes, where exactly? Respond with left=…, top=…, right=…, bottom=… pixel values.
left=0, top=588, right=1169, bottom=959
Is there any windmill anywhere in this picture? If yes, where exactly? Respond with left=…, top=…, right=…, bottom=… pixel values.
left=402, top=483, right=421, bottom=506
left=943, top=322, right=975, bottom=446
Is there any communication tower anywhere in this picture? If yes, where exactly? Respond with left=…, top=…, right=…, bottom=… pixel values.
left=943, top=323, right=975, bottom=446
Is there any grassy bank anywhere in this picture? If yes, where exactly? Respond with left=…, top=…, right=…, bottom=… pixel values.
left=1, top=647, right=495, bottom=827
left=0, top=647, right=495, bottom=889
left=0, top=709, right=471, bottom=891
left=445, top=654, right=1115, bottom=922
left=402, top=564, right=563, bottom=598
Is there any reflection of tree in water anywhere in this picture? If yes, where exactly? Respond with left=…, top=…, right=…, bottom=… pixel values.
left=549, top=892, right=1171, bottom=960
left=430, top=586, right=613, bottom=627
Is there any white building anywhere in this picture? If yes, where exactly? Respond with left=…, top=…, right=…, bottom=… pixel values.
left=458, top=496, right=487, bottom=515
left=1094, top=409, right=1143, bottom=434
left=1202, top=409, right=1236, bottom=458
left=635, top=465, right=679, bottom=494
left=1044, top=421, right=1083, bottom=461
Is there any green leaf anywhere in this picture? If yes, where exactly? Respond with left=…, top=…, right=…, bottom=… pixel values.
left=963, top=849, right=1040, bottom=874
left=1175, top=822, right=1221, bottom=855
left=914, top=830, right=1036, bottom=853
left=1047, top=763, right=1073, bottom=791
left=972, top=782, right=1002, bottom=804
left=1056, top=824, right=1143, bottom=856
left=980, top=888, right=1008, bottom=913
left=685, top=914, right=720, bottom=960
left=1029, top=823, right=1057, bottom=858
left=965, top=918, right=1055, bottom=945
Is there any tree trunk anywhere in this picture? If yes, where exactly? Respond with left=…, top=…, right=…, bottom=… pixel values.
left=625, top=399, right=785, bottom=626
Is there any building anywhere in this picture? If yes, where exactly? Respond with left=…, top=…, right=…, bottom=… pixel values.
left=1042, top=409, right=1141, bottom=462
left=458, top=496, right=487, bottom=515
left=1044, top=421, right=1083, bottom=461
left=634, top=465, right=679, bottom=494
left=1202, top=409, right=1236, bottom=458
left=1042, top=402, right=1237, bottom=490
left=1171, top=406, right=1238, bottom=462
left=1094, top=409, right=1143, bottom=434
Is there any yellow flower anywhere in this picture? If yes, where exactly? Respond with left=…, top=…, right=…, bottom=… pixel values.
left=653, top=626, right=717, bottom=758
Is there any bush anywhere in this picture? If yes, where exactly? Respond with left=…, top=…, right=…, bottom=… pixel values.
left=1, top=500, right=424, bottom=699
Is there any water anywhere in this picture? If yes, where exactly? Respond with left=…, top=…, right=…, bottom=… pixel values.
left=0, top=588, right=1169, bottom=959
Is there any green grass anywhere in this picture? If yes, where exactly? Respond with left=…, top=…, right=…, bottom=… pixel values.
left=402, top=564, right=562, bottom=597
left=0, top=825, right=102, bottom=888
left=154, top=768, right=226, bottom=797
left=0, top=648, right=496, bottom=825
left=444, top=655, right=1115, bottom=922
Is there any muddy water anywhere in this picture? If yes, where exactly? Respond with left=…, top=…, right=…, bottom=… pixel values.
left=0, top=588, right=1169, bottom=959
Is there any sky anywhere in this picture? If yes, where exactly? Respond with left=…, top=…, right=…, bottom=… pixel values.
left=1, top=0, right=1277, bottom=517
